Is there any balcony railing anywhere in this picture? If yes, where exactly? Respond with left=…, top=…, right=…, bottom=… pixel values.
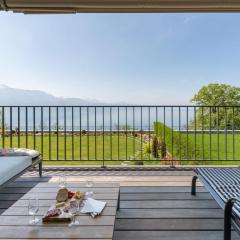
left=0, top=105, right=239, bottom=166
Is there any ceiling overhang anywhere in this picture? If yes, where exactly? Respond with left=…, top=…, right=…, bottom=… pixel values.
left=1, top=0, right=240, bottom=13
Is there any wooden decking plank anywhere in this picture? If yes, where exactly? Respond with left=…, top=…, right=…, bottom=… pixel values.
left=120, top=199, right=219, bottom=209
left=120, top=182, right=202, bottom=187
left=120, top=186, right=207, bottom=193
left=0, top=193, right=24, bottom=201
left=0, top=215, right=115, bottom=226
left=0, top=226, right=114, bottom=239
left=113, top=230, right=239, bottom=240
left=0, top=209, right=5, bottom=214
left=15, top=177, right=51, bottom=182
left=0, top=200, right=15, bottom=209
left=120, top=192, right=213, bottom=200
left=37, top=182, right=119, bottom=188
left=7, top=181, right=45, bottom=188
left=21, top=192, right=118, bottom=200
left=116, top=208, right=223, bottom=219
left=12, top=199, right=117, bottom=207
left=48, top=176, right=197, bottom=183
left=0, top=187, right=32, bottom=194
left=28, top=187, right=119, bottom=193
left=115, top=218, right=224, bottom=230
left=2, top=206, right=117, bottom=216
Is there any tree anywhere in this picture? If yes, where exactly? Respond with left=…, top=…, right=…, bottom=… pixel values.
left=191, top=84, right=240, bottom=130
left=191, top=83, right=240, bottom=106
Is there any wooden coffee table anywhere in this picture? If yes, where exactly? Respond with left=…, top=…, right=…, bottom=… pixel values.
left=0, top=182, right=120, bottom=239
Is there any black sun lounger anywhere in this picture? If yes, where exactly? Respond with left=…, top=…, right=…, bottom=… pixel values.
left=191, top=167, right=240, bottom=240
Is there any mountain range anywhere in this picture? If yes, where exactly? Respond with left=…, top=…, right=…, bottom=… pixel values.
left=0, top=84, right=102, bottom=106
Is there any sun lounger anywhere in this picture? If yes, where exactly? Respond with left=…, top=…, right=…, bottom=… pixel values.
left=191, top=167, right=240, bottom=240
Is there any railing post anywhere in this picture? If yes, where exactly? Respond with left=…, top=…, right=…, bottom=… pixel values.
left=101, top=106, right=106, bottom=168
left=2, top=107, right=5, bottom=149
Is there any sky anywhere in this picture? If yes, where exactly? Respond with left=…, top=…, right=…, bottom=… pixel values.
left=0, top=12, right=240, bottom=104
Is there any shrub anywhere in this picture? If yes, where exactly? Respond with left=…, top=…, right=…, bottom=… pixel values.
left=154, top=122, right=202, bottom=161
left=133, top=132, right=138, bottom=137
left=143, top=142, right=152, bottom=154
left=152, top=135, right=159, bottom=158
left=160, top=141, right=167, bottom=159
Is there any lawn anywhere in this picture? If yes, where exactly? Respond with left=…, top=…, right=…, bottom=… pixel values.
left=188, top=133, right=240, bottom=161
left=0, top=134, right=143, bottom=165
left=154, top=122, right=240, bottom=165
left=0, top=131, right=239, bottom=166
left=168, top=133, right=240, bottom=165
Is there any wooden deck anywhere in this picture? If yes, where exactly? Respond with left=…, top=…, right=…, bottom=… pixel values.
left=0, top=182, right=119, bottom=239
left=0, top=170, right=239, bottom=240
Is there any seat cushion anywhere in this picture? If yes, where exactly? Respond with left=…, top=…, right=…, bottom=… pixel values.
left=0, top=148, right=40, bottom=158
left=0, top=156, right=32, bottom=186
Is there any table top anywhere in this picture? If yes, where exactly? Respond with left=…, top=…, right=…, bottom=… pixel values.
left=0, top=182, right=120, bottom=239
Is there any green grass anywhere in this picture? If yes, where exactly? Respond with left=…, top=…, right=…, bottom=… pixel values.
left=154, top=122, right=240, bottom=165
left=0, top=134, right=143, bottom=165
left=1, top=130, right=240, bottom=166
left=186, top=133, right=240, bottom=164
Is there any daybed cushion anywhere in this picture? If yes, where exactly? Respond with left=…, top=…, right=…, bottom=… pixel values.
left=0, top=156, right=32, bottom=186
left=0, top=148, right=40, bottom=158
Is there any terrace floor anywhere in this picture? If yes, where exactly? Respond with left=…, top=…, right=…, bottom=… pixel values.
left=0, top=169, right=239, bottom=240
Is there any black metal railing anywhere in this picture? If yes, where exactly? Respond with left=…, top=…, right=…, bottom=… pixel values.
left=0, top=105, right=240, bottom=166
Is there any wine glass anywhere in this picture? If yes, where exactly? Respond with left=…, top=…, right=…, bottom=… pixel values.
left=68, top=202, right=80, bottom=227
left=85, top=177, right=93, bottom=198
left=28, top=198, right=40, bottom=225
left=58, top=175, right=67, bottom=188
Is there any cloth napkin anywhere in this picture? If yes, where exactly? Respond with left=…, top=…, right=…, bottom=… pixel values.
left=80, top=198, right=106, bottom=218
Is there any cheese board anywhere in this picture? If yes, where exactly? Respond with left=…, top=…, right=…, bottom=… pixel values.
left=42, top=188, right=85, bottom=223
